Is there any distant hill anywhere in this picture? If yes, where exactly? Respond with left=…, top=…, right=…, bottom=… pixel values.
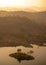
left=0, top=11, right=46, bottom=24
left=0, top=11, right=46, bottom=34
left=0, top=11, right=46, bottom=46
left=0, top=7, right=46, bottom=12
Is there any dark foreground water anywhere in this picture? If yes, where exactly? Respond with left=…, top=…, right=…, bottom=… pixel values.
left=0, top=45, right=46, bottom=65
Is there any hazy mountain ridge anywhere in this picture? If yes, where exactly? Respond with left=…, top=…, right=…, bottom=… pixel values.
left=0, top=11, right=46, bottom=24
left=0, top=7, right=45, bottom=12
left=0, top=11, right=46, bottom=34
left=0, top=11, right=46, bottom=46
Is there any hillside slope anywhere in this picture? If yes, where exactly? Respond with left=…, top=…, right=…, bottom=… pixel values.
left=0, top=11, right=46, bottom=46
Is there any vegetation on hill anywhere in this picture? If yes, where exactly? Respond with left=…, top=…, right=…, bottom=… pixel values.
left=0, top=11, right=46, bottom=47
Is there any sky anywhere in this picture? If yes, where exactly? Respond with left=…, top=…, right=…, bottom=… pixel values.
left=0, top=0, right=46, bottom=11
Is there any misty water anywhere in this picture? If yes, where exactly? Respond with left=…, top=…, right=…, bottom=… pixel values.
left=0, top=45, right=46, bottom=65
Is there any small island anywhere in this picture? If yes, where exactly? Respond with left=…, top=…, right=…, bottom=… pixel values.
left=9, top=49, right=34, bottom=63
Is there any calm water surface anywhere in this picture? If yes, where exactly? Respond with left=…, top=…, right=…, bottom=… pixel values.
left=0, top=45, right=46, bottom=65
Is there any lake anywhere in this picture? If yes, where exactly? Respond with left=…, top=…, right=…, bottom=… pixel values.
left=0, top=45, right=46, bottom=65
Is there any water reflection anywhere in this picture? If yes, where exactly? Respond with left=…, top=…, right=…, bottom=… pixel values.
left=0, top=45, right=46, bottom=65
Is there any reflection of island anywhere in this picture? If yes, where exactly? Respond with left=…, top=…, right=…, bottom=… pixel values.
left=9, top=49, right=34, bottom=63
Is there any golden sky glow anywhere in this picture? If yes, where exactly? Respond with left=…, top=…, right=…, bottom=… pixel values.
left=0, top=0, right=46, bottom=7
left=0, top=0, right=46, bottom=11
